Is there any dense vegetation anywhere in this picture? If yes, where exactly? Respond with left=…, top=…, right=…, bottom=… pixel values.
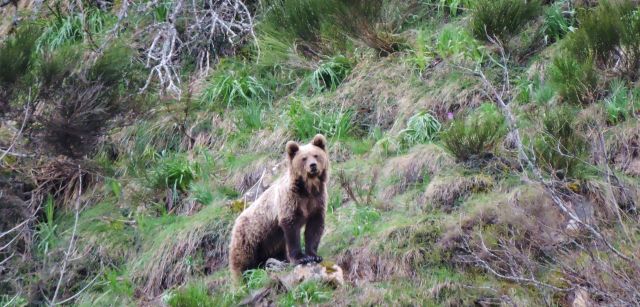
left=1, top=0, right=639, bottom=305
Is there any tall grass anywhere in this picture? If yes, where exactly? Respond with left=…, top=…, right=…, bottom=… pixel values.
left=287, top=100, right=354, bottom=140
left=0, top=24, right=40, bottom=86
left=470, top=0, right=541, bottom=41
left=308, top=55, right=352, bottom=92
left=200, top=64, right=267, bottom=109
left=548, top=53, right=597, bottom=105
left=441, top=104, right=506, bottom=161
left=399, top=111, right=442, bottom=148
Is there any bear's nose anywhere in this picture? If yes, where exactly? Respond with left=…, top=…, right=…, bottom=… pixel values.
left=310, top=163, right=317, bottom=171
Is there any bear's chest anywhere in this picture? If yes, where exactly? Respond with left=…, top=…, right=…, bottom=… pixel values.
left=298, top=198, right=322, bottom=219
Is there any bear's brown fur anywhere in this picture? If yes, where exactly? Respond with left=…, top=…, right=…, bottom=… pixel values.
left=228, top=134, right=329, bottom=282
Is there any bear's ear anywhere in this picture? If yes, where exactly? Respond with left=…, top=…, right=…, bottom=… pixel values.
left=286, top=141, right=299, bottom=159
left=311, top=134, right=327, bottom=151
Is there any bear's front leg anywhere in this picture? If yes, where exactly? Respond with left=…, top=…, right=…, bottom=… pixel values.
left=304, top=211, right=324, bottom=263
left=280, top=216, right=311, bottom=265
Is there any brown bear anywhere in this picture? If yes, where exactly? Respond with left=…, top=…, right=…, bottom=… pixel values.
left=228, top=134, right=329, bottom=282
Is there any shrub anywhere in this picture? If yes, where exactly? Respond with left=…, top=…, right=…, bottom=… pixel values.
left=200, top=65, right=267, bottom=109
left=548, top=53, right=597, bottom=104
left=40, top=82, right=115, bottom=157
left=399, top=111, right=441, bottom=148
left=564, top=1, right=640, bottom=79
left=35, top=46, right=79, bottom=89
left=308, top=55, right=352, bottom=92
left=531, top=107, right=588, bottom=179
left=470, top=0, right=542, bottom=41
left=440, top=104, right=506, bottom=161
left=565, top=2, right=622, bottom=62
left=89, top=42, right=137, bottom=86
left=0, top=24, right=39, bottom=86
left=36, top=7, right=113, bottom=53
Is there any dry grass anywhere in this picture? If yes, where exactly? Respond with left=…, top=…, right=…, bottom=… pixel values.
left=331, top=55, right=419, bottom=131
left=606, top=123, right=640, bottom=176
left=379, top=144, right=454, bottom=200
left=422, top=172, right=495, bottom=210
left=131, top=205, right=233, bottom=297
left=412, top=62, right=486, bottom=121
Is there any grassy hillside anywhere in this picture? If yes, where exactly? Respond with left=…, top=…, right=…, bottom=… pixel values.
left=1, top=0, right=639, bottom=305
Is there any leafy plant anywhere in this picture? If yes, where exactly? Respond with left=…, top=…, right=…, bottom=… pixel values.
left=189, top=182, right=214, bottom=206
left=470, top=0, right=542, bottom=42
left=399, top=111, right=441, bottom=148
left=531, top=107, right=588, bottom=179
left=309, top=55, right=352, bottom=92
left=440, top=104, right=506, bottom=161
left=548, top=53, right=597, bottom=104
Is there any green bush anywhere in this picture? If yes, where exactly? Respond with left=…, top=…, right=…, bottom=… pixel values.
left=470, top=0, right=541, bottom=41
left=167, top=283, right=215, bottom=307
left=35, top=46, right=79, bottom=88
left=200, top=65, right=267, bottom=109
left=399, top=111, right=441, bottom=148
left=440, top=104, right=506, bottom=161
left=531, top=107, right=588, bottom=179
left=565, top=2, right=622, bottom=62
left=564, top=1, right=640, bottom=79
left=0, top=24, right=39, bottom=86
left=89, top=43, right=136, bottom=86
left=548, top=53, right=597, bottom=104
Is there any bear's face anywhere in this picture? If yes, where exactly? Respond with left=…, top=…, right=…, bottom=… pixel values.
left=286, top=134, right=328, bottom=182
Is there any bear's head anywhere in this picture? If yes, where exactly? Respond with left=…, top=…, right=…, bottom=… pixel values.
left=286, top=134, right=329, bottom=183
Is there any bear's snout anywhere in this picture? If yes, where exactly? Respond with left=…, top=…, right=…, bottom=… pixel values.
left=310, top=162, right=318, bottom=173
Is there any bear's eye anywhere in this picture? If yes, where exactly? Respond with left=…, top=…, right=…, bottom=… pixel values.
left=302, top=157, right=307, bottom=161
left=314, top=154, right=318, bottom=158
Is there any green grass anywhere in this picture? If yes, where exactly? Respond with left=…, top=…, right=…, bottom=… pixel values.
left=167, top=282, right=215, bottom=307
left=440, top=103, right=506, bottom=161
left=200, top=63, right=268, bottom=109
left=399, top=111, right=441, bottom=148
left=0, top=24, right=39, bottom=86
left=287, top=100, right=355, bottom=140
left=470, top=0, right=541, bottom=42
